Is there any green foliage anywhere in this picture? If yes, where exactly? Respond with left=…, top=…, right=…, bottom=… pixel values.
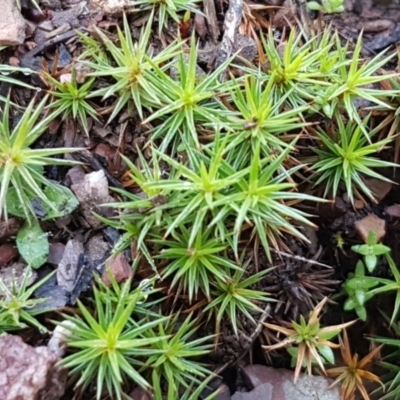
left=204, top=265, right=275, bottom=336
left=82, top=14, right=181, bottom=122
left=307, top=0, right=344, bottom=14
left=352, top=230, right=391, bottom=273
left=372, top=320, right=400, bottom=399
left=330, top=33, right=399, bottom=135
left=219, top=72, right=309, bottom=168
left=0, top=268, right=54, bottom=333
left=368, top=255, right=400, bottom=326
left=0, top=96, right=80, bottom=221
left=342, top=261, right=379, bottom=321
left=144, top=34, right=233, bottom=152
left=142, top=134, right=245, bottom=247
left=45, top=69, right=99, bottom=135
left=154, top=223, right=241, bottom=302
left=312, top=113, right=396, bottom=203
left=217, top=141, right=321, bottom=259
left=258, top=28, right=335, bottom=111
left=60, top=279, right=169, bottom=400
left=16, top=220, right=49, bottom=269
left=133, top=0, right=201, bottom=35
left=60, top=277, right=215, bottom=400
left=0, top=65, right=36, bottom=90
left=143, top=313, right=213, bottom=400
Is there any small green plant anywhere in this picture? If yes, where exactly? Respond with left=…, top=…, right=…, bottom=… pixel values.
left=219, top=72, right=309, bottom=168
left=154, top=223, right=241, bottom=302
left=258, top=28, right=335, bottom=111
left=142, top=133, right=245, bottom=248
left=352, top=230, right=391, bottom=273
left=0, top=268, right=54, bottom=333
left=263, top=297, right=355, bottom=382
left=204, top=264, right=275, bottom=337
left=213, top=141, right=322, bottom=259
left=143, top=313, right=213, bottom=400
left=59, top=278, right=169, bottom=400
left=307, top=0, right=344, bottom=14
left=133, top=0, right=201, bottom=35
left=0, top=96, right=80, bottom=221
left=372, top=317, right=400, bottom=400
left=83, top=14, right=181, bottom=122
left=144, top=34, right=234, bottom=152
left=343, top=261, right=379, bottom=321
left=329, top=33, right=399, bottom=136
left=312, top=113, right=396, bottom=203
left=44, top=69, right=99, bottom=135
left=367, top=254, right=400, bottom=325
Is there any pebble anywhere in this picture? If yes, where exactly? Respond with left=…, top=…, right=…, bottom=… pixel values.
left=354, top=214, right=386, bottom=243
left=0, top=2, right=25, bottom=45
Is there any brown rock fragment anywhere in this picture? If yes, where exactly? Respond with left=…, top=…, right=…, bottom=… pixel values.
left=0, top=243, right=18, bottom=267
left=354, top=214, right=386, bottom=243
left=102, top=252, right=133, bottom=286
left=0, top=2, right=25, bottom=45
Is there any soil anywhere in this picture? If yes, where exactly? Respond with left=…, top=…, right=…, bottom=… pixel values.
left=2, top=0, right=400, bottom=399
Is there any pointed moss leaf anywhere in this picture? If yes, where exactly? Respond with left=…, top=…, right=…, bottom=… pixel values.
left=42, top=183, right=79, bottom=220
left=16, top=220, right=49, bottom=269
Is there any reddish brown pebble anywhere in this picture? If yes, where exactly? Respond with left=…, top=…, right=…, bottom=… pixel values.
left=0, top=243, right=18, bottom=267
left=8, top=57, right=20, bottom=67
left=102, top=253, right=133, bottom=286
left=129, top=387, right=152, bottom=400
left=354, top=214, right=386, bottom=243
left=354, top=200, right=364, bottom=210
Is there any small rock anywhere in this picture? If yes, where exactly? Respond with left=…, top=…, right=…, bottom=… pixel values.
left=0, top=244, right=18, bottom=267
left=70, top=170, right=114, bottom=229
left=214, top=383, right=231, bottom=400
left=234, top=367, right=339, bottom=400
left=365, top=178, right=392, bottom=202
left=242, top=365, right=271, bottom=389
left=33, top=269, right=69, bottom=310
left=0, top=2, right=25, bottom=45
left=385, top=204, right=400, bottom=219
left=47, top=321, right=76, bottom=358
left=0, top=333, right=67, bottom=400
left=129, top=387, right=152, bottom=400
left=56, top=239, right=84, bottom=292
left=0, top=263, right=36, bottom=295
left=232, top=383, right=272, bottom=400
left=102, top=253, right=133, bottom=286
left=90, top=0, right=130, bottom=14
left=86, top=234, right=109, bottom=270
left=65, top=166, right=86, bottom=186
left=0, top=218, right=21, bottom=241
left=354, top=199, right=365, bottom=210
left=47, top=242, right=66, bottom=265
left=354, top=214, right=386, bottom=243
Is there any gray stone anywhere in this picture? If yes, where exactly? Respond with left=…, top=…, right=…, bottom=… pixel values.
left=56, top=239, right=84, bottom=292
left=235, top=366, right=340, bottom=400
left=232, top=383, right=273, bottom=400
left=0, top=2, right=25, bottom=45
